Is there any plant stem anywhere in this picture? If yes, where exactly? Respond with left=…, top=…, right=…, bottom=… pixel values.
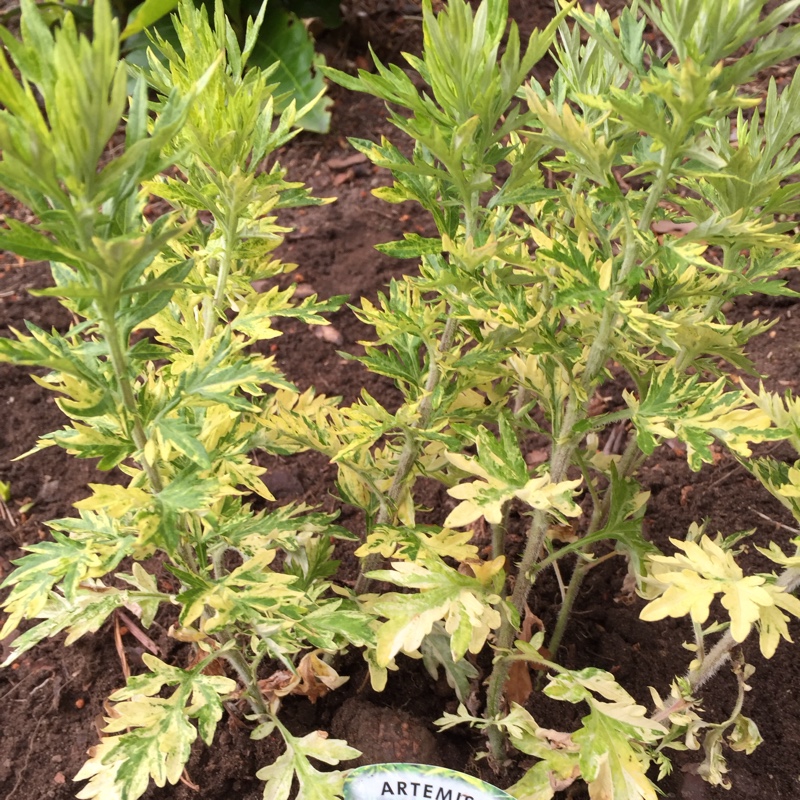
left=545, top=435, right=644, bottom=655
left=203, top=220, right=236, bottom=340
left=693, top=620, right=706, bottom=668
left=220, top=646, right=272, bottom=720
left=638, top=146, right=674, bottom=233
left=101, top=314, right=164, bottom=493
left=485, top=154, right=676, bottom=761
left=492, top=504, right=509, bottom=564
left=355, top=314, right=459, bottom=593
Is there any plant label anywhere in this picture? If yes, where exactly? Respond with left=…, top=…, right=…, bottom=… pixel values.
left=344, top=764, right=514, bottom=800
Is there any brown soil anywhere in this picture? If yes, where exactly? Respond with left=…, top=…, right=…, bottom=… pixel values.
left=3, top=3, right=800, bottom=800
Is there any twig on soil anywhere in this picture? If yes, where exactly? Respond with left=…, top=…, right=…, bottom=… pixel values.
left=705, top=462, right=744, bottom=491
left=0, top=499, right=14, bottom=527
left=4, top=715, right=45, bottom=800
left=113, top=612, right=131, bottom=681
left=179, top=768, right=200, bottom=792
left=749, top=507, right=800, bottom=535
left=0, top=670, right=36, bottom=703
left=116, top=609, right=160, bottom=655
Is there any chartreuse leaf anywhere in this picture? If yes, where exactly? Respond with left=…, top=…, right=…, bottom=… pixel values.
left=444, top=417, right=582, bottom=527
left=626, top=373, right=778, bottom=470
left=177, top=549, right=303, bottom=633
left=0, top=523, right=134, bottom=639
left=120, top=0, right=179, bottom=39
left=573, top=706, right=659, bottom=800
left=367, top=554, right=507, bottom=666
left=641, top=535, right=800, bottom=657
left=256, top=726, right=360, bottom=800
left=542, top=669, right=666, bottom=800
left=356, top=524, right=479, bottom=563
left=1, top=583, right=129, bottom=666
left=74, top=654, right=236, bottom=800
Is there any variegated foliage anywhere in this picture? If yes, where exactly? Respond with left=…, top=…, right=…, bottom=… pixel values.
left=2, top=0, right=800, bottom=799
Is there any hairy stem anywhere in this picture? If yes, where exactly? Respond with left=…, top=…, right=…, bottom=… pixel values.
left=203, top=218, right=236, bottom=340
left=545, top=435, right=644, bottom=657
left=220, top=647, right=272, bottom=721
left=638, top=146, right=674, bottom=233
left=492, top=503, right=509, bottom=564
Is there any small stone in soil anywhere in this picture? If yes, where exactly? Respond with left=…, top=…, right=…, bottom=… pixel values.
left=331, top=697, right=444, bottom=767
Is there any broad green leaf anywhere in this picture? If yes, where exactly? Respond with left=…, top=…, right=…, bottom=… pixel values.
left=249, top=5, right=331, bottom=133
left=120, top=0, right=179, bottom=39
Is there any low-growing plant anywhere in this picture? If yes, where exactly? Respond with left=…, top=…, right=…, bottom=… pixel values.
left=3, top=0, right=800, bottom=798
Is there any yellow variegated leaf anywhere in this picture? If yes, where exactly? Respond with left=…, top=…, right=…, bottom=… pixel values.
left=642, top=536, right=800, bottom=654
left=720, top=577, right=772, bottom=642
left=74, top=484, right=152, bottom=518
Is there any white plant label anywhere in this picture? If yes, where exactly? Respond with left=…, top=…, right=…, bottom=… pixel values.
left=344, top=764, right=514, bottom=800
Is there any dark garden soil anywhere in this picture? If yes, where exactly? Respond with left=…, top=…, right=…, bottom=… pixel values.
left=3, top=2, right=800, bottom=799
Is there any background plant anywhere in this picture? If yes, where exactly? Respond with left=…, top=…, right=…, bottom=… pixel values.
left=0, top=0, right=336, bottom=131
left=122, top=0, right=337, bottom=131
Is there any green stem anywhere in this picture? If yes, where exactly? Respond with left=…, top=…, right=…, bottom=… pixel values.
left=491, top=503, right=509, bottom=564
left=544, top=246, right=733, bottom=665
left=485, top=161, right=675, bottom=760
left=203, top=221, right=236, bottom=340
left=354, top=201, right=477, bottom=593
left=546, top=434, right=645, bottom=653
left=219, top=646, right=272, bottom=721
left=101, top=314, right=163, bottom=493
left=549, top=560, right=586, bottom=657
left=638, top=146, right=674, bottom=233
left=355, top=314, right=459, bottom=594
left=693, top=620, right=706, bottom=668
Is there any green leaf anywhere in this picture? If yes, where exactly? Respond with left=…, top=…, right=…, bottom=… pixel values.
left=156, top=418, right=211, bottom=468
left=75, top=654, right=235, bottom=800
left=257, top=729, right=359, bottom=800
left=120, top=0, right=180, bottom=39
left=538, top=669, right=666, bottom=800
left=420, top=621, right=479, bottom=703
left=375, top=234, right=443, bottom=259
left=444, top=418, right=582, bottom=527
